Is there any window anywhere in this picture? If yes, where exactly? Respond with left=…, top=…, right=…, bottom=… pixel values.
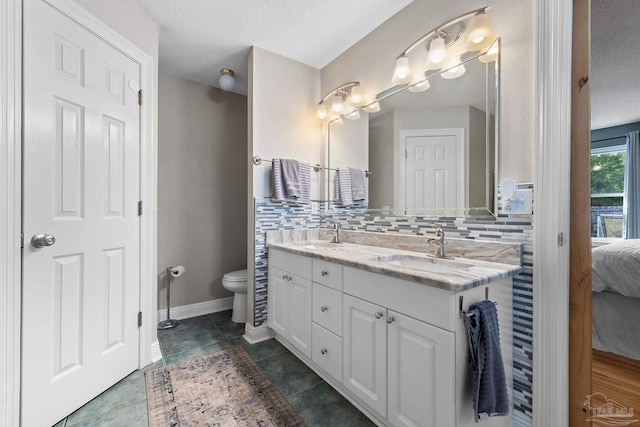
left=591, top=146, right=625, bottom=238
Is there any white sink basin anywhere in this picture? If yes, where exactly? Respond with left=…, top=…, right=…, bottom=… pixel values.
left=372, top=254, right=473, bottom=274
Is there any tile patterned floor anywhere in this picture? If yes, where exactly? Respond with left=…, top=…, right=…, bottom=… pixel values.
left=53, top=310, right=375, bottom=427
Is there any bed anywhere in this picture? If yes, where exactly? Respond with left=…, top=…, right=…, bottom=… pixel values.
left=592, top=239, right=640, bottom=360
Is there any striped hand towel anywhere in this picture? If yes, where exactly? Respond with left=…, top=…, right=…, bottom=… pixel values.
left=271, top=159, right=310, bottom=204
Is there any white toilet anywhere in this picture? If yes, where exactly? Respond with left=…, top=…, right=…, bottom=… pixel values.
left=222, top=269, right=248, bottom=323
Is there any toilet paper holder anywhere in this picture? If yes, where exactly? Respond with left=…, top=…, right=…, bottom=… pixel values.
left=158, top=265, right=185, bottom=330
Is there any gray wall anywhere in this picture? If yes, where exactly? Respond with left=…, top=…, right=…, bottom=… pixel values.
left=158, top=74, right=247, bottom=309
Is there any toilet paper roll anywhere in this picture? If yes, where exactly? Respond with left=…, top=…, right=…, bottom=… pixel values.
left=169, top=265, right=185, bottom=278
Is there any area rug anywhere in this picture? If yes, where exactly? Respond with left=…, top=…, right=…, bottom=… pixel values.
left=146, top=347, right=306, bottom=427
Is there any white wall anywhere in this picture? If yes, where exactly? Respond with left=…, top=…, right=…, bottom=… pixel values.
left=249, top=47, right=322, bottom=200
left=158, top=74, right=247, bottom=308
left=328, top=116, right=369, bottom=201
left=247, top=46, right=321, bottom=325
left=72, top=0, right=158, bottom=60
left=321, top=0, right=534, bottom=183
left=369, top=112, right=395, bottom=209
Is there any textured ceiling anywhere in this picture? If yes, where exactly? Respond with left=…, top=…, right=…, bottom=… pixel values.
left=591, top=0, right=640, bottom=130
left=131, top=0, right=413, bottom=95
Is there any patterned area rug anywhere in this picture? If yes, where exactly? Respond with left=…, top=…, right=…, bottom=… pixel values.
left=146, top=347, right=306, bottom=426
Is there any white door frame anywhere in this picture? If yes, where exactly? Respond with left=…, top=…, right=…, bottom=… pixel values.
left=1, top=1, right=157, bottom=425
left=397, top=128, right=466, bottom=211
left=533, top=0, right=572, bottom=425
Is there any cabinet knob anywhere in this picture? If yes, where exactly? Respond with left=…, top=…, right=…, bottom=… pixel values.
left=321, top=348, right=328, bottom=355
left=321, top=270, right=328, bottom=277
left=387, top=316, right=395, bottom=324
left=321, top=306, right=328, bottom=312
left=375, top=312, right=383, bottom=319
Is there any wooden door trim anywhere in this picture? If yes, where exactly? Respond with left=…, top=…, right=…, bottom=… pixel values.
left=570, top=0, right=592, bottom=425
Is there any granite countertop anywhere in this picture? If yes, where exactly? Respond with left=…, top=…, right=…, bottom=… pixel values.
left=267, top=240, right=523, bottom=292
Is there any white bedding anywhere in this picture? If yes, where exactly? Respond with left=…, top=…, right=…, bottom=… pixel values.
left=591, top=239, right=640, bottom=298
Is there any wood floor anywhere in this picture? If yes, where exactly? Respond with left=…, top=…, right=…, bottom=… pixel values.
left=591, top=349, right=640, bottom=410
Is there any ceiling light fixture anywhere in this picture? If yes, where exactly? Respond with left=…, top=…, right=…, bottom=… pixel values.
left=390, top=7, right=495, bottom=85
left=219, top=68, right=235, bottom=91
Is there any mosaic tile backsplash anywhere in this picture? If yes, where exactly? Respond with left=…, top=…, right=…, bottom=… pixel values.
left=253, top=198, right=533, bottom=427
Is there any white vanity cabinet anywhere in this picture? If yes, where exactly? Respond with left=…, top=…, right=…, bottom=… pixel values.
left=266, top=250, right=312, bottom=358
left=267, top=247, right=513, bottom=427
left=343, top=294, right=455, bottom=426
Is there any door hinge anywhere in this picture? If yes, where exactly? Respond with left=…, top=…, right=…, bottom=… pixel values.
left=558, top=232, right=564, bottom=247
left=138, top=201, right=143, bottom=216
left=138, top=89, right=143, bottom=106
left=21, top=233, right=24, bottom=248
left=138, top=311, right=143, bottom=327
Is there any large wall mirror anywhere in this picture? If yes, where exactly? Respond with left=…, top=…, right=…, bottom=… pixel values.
left=327, top=42, right=499, bottom=217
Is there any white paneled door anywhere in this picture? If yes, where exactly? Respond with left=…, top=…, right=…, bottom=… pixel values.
left=22, top=0, right=141, bottom=425
left=401, top=128, right=465, bottom=210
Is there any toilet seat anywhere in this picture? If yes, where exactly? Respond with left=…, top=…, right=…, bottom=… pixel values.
left=223, top=269, right=247, bottom=282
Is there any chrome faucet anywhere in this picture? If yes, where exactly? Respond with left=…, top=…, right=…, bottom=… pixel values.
left=331, top=223, right=342, bottom=244
left=426, top=225, right=448, bottom=258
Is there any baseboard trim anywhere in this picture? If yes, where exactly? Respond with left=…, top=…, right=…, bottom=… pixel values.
left=150, top=340, right=162, bottom=363
left=243, top=323, right=274, bottom=344
left=156, top=297, right=233, bottom=321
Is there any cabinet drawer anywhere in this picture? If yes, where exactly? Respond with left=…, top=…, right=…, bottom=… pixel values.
left=312, top=323, right=343, bottom=383
left=269, top=248, right=312, bottom=280
left=312, top=283, right=342, bottom=336
left=313, top=259, right=343, bottom=290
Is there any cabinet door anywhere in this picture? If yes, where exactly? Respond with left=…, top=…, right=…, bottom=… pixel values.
left=388, top=311, right=455, bottom=427
left=343, top=294, right=388, bottom=417
left=289, top=274, right=312, bottom=358
left=267, top=267, right=289, bottom=336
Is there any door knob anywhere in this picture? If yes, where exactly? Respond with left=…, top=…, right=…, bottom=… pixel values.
left=31, top=233, right=56, bottom=248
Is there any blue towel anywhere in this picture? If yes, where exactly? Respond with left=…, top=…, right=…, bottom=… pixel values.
left=463, top=300, right=509, bottom=420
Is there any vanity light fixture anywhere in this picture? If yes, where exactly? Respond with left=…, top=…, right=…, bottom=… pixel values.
left=331, top=91, right=345, bottom=113
left=316, top=81, right=361, bottom=121
left=409, top=74, right=431, bottom=92
left=426, top=36, right=448, bottom=66
left=344, top=106, right=361, bottom=120
left=441, top=57, right=466, bottom=79
left=316, top=102, right=328, bottom=120
left=465, top=12, right=495, bottom=51
left=390, top=6, right=495, bottom=85
left=392, top=55, right=412, bottom=85
left=363, top=99, right=380, bottom=113
left=479, top=40, right=499, bottom=63
left=219, top=68, right=236, bottom=91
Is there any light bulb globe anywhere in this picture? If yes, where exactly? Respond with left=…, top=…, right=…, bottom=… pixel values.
left=219, top=68, right=236, bottom=91
left=427, top=37, right=448, bottom=66
left=392, top=55, right=412, bottom=85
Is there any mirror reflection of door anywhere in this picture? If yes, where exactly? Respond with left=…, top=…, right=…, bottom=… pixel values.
left=589, top=0, right=640, bottom=411
left=400, top=128, right=465, bottom=210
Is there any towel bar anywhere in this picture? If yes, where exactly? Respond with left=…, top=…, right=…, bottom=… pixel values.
left=252, top=155, right=322, bottom=172
left=252, top=155, right=372, bottom=176
left=459, top=292, right=497, bottom=318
